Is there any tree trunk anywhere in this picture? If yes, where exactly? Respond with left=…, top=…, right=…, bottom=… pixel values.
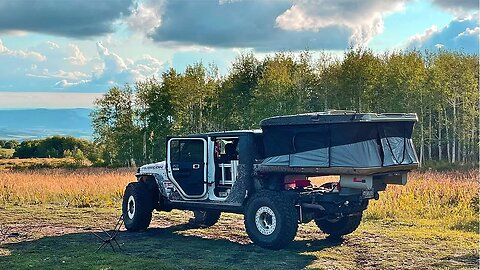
left=458, top=139, right=462, bottom=164
left=471, top=128, right=475, bottom=163
left=461, top=98, right=467, bottom=164
left=428, top=110, right=432, bottom=160
left=452, top=99, right=456, bottom=163
left=420, top=126, right=424, bottom=165
left=420, top=114, right=424, bottom=166
left=466, top=131, right=471, bottom=163
left=200, top=101, right=203, bottom=133
left=462, top=130, right=466, bottom=164
left=143, top=130, right=147, bottom=162
left=445, top=109, right=451, bottom=162
left=151, top=131, right=155, bottom=162
left=437, top=110, right=442, bottom=160
left=324, top=85, right=328, bottom=111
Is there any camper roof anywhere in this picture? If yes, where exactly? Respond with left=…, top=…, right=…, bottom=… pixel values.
left=260, top=111, right=418, bottom=126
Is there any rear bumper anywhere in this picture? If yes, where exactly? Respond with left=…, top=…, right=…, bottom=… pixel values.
left=295, top=190, right=369, bottom=217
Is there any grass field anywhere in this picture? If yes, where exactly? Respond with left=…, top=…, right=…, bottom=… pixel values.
left=0, top=168, right=478, bottom=269
left=0, top=168, right=131, bottom=207
left=0, top=157, right=88, bottom=170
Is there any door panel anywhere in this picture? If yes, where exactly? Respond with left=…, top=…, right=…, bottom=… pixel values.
left=167, top=138, right=207, bottom=198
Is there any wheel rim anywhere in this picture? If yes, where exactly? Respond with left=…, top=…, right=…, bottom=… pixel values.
left=255, top=206, right=277, bottom=235
left=127, top=195, right=135, bottom=219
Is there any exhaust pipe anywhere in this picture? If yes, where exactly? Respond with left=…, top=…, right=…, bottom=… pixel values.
left=301, top=203, right=325, bottom=211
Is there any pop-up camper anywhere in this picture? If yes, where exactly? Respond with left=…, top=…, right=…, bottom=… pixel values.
left=258, top=111, right=419, bottom=175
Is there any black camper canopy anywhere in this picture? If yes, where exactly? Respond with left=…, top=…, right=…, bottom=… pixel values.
left=259, top=112, right=419, bottom=170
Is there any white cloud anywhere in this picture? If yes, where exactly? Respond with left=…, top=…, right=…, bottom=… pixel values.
left=457, top=26, right=479, bottom=38
left=130, top=54, right=164, bottom=81
left=148, top=0, right=409, bottom=51
left=0, top=30, right=29, bottom=36
left=154, top=41, right=216, bottom=53
left=46, top=41, right=60, bottom=49
left=94, top=42, right=165, bottom=82
left=96, top=41, right=128, bottom=72
left=55, top=42, right=164, bottom=90
left=127, top=1, right=163, bottom=35
left=54, top=79, right=91, bottom=88
left=0, top=39, right=46, bottom=61
left=218, top=0, right=242, bottom=4
left=27, top=69, right=89, bottom=80
left=275, top=0, right=408, bottom=46
left=406, top=25, right=439, bottom=45
left=406, top=15, right=479, bottom=53
left=64, top=44, right=87, bottom=65
left=0, top=92, right=103, bottom=108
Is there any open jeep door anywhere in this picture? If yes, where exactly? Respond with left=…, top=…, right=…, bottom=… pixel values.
left=167, top=137, right=208, bottom=199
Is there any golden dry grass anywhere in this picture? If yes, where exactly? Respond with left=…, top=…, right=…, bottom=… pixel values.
left=0, top=168, right=477, bottom=231
left=366, top=170, right=479, bottom=231
left=311, top=171, right=479, bottom=231
left=0, top=168, right=133, bottom=207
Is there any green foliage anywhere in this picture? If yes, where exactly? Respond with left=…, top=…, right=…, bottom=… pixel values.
left=0, top=148, right=14, bottom=159
left=91, top=48, right=479, bottom=167
left=220, top=52, right=262, bottom=129
left=91, top=85, right=139, bottom=166
left=0, top=140, right=19, bottom=149
left=64, top=148, right=88, bottom=166
left=13, top=136, right=100, bottom=164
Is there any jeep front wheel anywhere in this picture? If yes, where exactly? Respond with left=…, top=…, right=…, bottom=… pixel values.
left=244, top=190, right=298, bottom=250
left=122, top=182, right=153, bottom=231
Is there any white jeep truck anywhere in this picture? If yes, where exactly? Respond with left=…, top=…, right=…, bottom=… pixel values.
left=122, top=111, right=418, bottom=249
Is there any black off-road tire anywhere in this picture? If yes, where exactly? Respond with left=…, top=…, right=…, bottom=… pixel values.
left=244, top=190, right=298, bottom=250
left=315, top=213, right=363, bottom=238
left=122, top=182, right=153, bottom=231
left=191, top=211, right=221, bottom=228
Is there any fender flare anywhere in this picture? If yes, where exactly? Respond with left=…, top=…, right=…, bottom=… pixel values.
left=135, top=173, right=169, bottom=199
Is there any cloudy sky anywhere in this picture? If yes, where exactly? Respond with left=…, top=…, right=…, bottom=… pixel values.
left=0, top=0, right=478, bottom=108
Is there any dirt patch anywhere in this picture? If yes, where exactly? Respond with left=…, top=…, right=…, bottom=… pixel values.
left=0, top=206, right=478, bottom=270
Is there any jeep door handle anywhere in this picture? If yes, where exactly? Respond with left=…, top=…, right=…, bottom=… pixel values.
left=192, top=164, right=200, bottom=169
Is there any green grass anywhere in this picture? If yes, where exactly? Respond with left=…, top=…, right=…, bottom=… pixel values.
left=0, top=206, right=478, bottom=269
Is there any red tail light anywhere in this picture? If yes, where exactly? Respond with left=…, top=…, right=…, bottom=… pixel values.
left=284, top=175, right=311, bottom=189
left=294, top=179, right=311, bottom=187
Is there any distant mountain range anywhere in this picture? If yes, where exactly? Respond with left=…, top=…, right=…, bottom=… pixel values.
left=0, top=108, right=93, bottom=141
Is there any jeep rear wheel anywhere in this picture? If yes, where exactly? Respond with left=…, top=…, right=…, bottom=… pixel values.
left=122, top=182, right=153, bottom=231
left=244, top=190, right=298, bottom=250
left=315, top=213, right=362, bottom=238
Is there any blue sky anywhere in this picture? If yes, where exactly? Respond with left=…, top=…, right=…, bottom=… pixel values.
left=0, top=0, right=478, bottom=108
